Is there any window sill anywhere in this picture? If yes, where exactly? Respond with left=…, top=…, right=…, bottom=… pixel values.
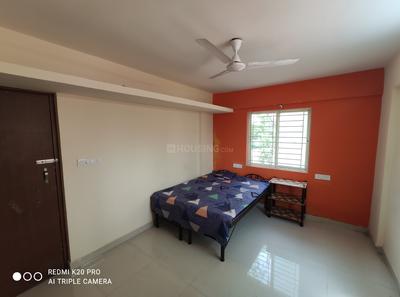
left=246, top=163, right=308, bottom=174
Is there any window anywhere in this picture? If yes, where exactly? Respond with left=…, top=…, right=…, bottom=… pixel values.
left=247, top=108, right=311, bottom=172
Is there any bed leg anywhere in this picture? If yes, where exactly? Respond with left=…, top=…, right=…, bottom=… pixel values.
left=188, top=229, right=192, bottom=245
left=154, top=213, right=159, bottom=228
left=220, top=245, right=226, bottom=262
left=179, top=225, right=183, bottom=241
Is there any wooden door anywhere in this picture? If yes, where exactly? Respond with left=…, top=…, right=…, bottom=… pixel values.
left=0, top=88, right=69, bottom=296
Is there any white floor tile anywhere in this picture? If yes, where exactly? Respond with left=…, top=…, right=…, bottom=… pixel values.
left=18, top=206, right=400, bottom=297
left=89, top=243, right=153, bottom=295
left=108, top=262, right=186, bottom=297
left=178, top=285, right=208, bottom=297
left=327, top=271, right=399, bottom=297
left=19, top=280, right=105, bottom=297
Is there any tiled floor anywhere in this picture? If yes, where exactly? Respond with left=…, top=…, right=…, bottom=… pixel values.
left=20, top=206, right=399, bottom=297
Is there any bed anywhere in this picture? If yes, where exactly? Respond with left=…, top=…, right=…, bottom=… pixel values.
left=150, top=170, right=270, bottom=261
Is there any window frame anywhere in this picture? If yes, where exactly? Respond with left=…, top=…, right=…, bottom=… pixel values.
left=246, top=108, right=312, bottom=173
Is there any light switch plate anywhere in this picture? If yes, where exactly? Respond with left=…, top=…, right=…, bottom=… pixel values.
left=315, top=173, right=331, bottom=181
left=77, top=158, right=98, bottom=167
left=233, top=163, right=243, bottom=169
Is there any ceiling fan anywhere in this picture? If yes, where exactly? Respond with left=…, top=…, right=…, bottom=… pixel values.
left=196, top=38, right=299, bottom=79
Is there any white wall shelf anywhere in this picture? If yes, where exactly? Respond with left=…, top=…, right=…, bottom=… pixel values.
left=0, top=61, right=233, bottom=113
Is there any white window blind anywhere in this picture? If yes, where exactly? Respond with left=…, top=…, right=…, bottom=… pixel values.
left=248, top=109, right=310, bottom=172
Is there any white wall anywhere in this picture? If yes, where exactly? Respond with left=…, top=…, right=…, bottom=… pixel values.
left=199, top=113, right=214, bottom=173
left=58, top=95, right=212, bottom=261
left=370, top=52, right=400, bottom=281
left=0, top=26, right=213, bottom=261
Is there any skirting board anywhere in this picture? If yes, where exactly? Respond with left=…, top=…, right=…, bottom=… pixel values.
left=71, top=222, right=153, bottom=269
left=376, top=247, right=400, bottom=294
left=306, top=214, right=368, bottom=233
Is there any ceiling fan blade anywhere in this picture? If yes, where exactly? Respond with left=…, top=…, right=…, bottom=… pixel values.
left=196, top=39, right=231, bottom=64
left=209, top=70, right=230, bottom=79
left=246, top=58, right=299, bottom=69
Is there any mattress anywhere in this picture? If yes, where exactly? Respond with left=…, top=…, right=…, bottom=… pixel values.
left=150, top=170, right=269, bottom=245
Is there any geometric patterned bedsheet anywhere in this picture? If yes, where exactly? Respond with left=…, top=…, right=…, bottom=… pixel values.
left=150, top=170, right=269, bottom=245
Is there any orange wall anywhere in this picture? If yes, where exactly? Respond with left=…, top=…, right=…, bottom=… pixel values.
left=213, top=69, right=384, bottom=227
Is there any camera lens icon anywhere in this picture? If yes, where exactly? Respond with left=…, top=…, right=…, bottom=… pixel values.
left=12, top=272, right=43, bottom=282
left=33, top=272, right=43, bottom=281
left=12, top=272, right=22, bottom=281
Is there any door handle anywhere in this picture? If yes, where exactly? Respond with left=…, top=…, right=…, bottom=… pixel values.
left=43, top=167, right=49, bottom=184
left=36, top=158, right=58, bottom=165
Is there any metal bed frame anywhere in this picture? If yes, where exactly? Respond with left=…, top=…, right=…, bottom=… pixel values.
left=153, top=173, right=270, bottom=261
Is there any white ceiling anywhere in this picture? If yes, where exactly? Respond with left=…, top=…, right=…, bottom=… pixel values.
left=0, top=0, right=399, bottom=93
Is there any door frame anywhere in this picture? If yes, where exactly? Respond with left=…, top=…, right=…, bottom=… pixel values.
left=50, top=93, right=71, bottom=267
left=1, top=86, right=71, bottom=268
